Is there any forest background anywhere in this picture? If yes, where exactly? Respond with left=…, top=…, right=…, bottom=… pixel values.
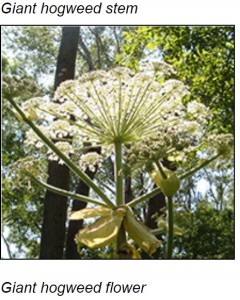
left=1, top=26, right=234, bottom=259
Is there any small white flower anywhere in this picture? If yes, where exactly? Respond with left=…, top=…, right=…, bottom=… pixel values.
left=49, top=120, right=73, bottom=139
left=187, top=100, right=211, bottom=124
left=79, top=152, right=103, bottom=172
left=47, top=142, right=74, bottom=164
left=9, top=157, right=48, bottom=189
left=25, top=126, right=50, bottom=149
left=205, top=134, right=233, bottom=157
left=139, top=61, right=176, bottom=77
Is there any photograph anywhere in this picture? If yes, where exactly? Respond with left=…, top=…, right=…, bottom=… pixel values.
left=1, top=25, right=234, bottom=260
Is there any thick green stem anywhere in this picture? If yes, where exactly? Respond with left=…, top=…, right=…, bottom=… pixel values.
left=166, top=196, right=174, bottom=259
left=114, top=141, right=126, bottom=257
left=115, top=141, right=124, bottom=206
left=8, top=98, right=114, bottom=208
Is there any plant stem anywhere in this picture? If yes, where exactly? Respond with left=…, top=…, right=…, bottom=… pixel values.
left=115, top=141, right=124, bottom=206
left=127, top=187, right=161, bottom=208
left=180, top=154, right=220, bottom=180
left=114, top=141, right=126, bottom=257
left=166, top=196, right=174, bottom=259
left=156, top=160, right=167, bottom=179
left=31, top=176, right=108, bottom=207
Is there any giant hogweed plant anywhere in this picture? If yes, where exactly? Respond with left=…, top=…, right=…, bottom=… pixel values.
left=8, top=62, right=233, bottom=259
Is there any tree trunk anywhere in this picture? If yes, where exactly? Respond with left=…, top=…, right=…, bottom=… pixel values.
left=39, top=26, right=79, bottom=259
left=65, top=146, right=101, bottom=259
left=64, top=31, right=99, bottom=259
left=142, top=192, right=166, bottom=259
left=65, top=170, right=95, bottom=259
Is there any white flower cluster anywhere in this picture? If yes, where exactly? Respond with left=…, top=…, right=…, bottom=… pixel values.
left=139, top=61, right=177, bottom=78
left=25, top=125, right=50, bottom=149
left=79, top=152, right=103, bottom=172
left=187, top=100, right=211, bottom=125
left=126, top=110, right=205, bottom=172
left=49, top=120, right=72, bottom=139
left=20, top=61, right=230, bottom=174
left=47, top=142, right=74, bottom=164
left=205, top=133, right=233, bottom=157
left=9, top=157, right=48, bottom=189
left=52, top=64, right=190, bottom=147
left=19, top=97, right=46, bottom=121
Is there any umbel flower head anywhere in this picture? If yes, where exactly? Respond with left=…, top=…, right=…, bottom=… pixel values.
left=20, top=61, right=232, bottom=172
left=51, top=62, right=189, bottom=147
left=22, top=61, right=194, bottom=167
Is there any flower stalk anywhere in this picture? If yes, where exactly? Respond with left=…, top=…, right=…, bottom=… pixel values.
left=31, top=176, right=107, bottom=207
left=114, top=141, right=127, bottom=257
left=156, top=160, right=167, bottom=179
left=180, top=154, right=220, bottom=180
left=115, top=141, right=124, bottom=206
left=127, top=187, right=161, bottom=208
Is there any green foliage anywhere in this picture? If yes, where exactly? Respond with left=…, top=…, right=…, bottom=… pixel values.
left=2, top=46, right=47, bottom=258
left=2, top=26, right=60, bottom=79
left=173, top=203, right=234, bottom=259
left=2, top=178, right=44, bottom=258
left=118, top=26, right=234, bottom=133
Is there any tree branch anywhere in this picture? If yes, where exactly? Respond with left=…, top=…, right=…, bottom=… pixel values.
left=1, top=234, right=13, bottom=259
